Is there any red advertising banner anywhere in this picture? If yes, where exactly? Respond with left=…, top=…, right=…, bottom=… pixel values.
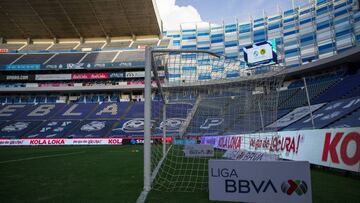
left=71, top=72, right=109, bottom=80
left=127, top=81, right=144, bottom=85
left=0, top=48, right=9, bottom=53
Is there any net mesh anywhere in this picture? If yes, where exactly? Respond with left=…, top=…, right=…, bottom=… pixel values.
left=149, top=50, right=284, bottom=192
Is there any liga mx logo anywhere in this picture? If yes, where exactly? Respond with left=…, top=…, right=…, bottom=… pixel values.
left=281, top=180, right=308, bottom=196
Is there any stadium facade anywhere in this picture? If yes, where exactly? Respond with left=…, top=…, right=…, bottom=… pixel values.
left=165, top=0, right=360, bottom=69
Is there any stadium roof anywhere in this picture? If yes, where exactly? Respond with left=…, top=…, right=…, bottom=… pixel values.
left=0, top=0, right=161, bottom=39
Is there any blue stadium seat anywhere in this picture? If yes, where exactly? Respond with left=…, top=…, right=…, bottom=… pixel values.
left=13, top=54, right=53, bottom=64
left=313, top=73, right=360, bottom=103
left=45, top=53, right=86, bottom=64
left=0, top=121, right=43, bottom=139
left=329, top=109, right=360, bottom=128
left=25, top=120, right=80, bottom=138
left=66, top=120, right=117, bottom=138
left=283, top=96, right=360, bottom=130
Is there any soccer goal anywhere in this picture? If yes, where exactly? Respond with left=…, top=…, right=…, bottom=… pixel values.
left=138, top=47, right=284, bottom=201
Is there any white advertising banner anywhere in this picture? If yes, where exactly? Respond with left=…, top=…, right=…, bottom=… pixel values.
left=183, top=144, right=214, bottom=157
left=35, top=74, right=72, bottom=81
left=209, top=160, right=312, bottom=203
left=125, top=71, right=164, bottom=78
left=125, top=71, right=145, bottom=78
left=223, top=149, right=279, bottom=161
left=201, top=127, right=360, bottom=172
left=0, top=138, right=123, bottom=146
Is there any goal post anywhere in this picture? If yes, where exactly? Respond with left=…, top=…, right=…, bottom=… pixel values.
left=142, top=46, right=284, bottom=198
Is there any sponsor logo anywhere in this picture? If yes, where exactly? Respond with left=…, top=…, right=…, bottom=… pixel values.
left=218, top=136, right=242, bottom=150
left=117, top=62, right=133, bottom=67
left=94, top=63, right=106, bottom=68
left=6, top=75, right=28, bottom=80
left=0, top=48, right=9, bottom=53
left=29, top=139, right=65, bottom=145
left=67, top=63, right=84, bottom=69
left=322, top=131, right=360, bottom=166
left=260, top=48, right=266, bottom=55
left=281, top=180, right=308, bottom=196
left=159, top=118, right=185, bottom=132
left=250, top=134, right=302, bottom=154
left=200, top=118, right=224, bottom=129
left=45, top=64, right=58, bottom=69
left=173, top=139, right=197, bottom=145
left=119, top=119, right=145, bottom=133
left=108, top=138, right=123, bottom=145
left=115, top=119, right=156, bottom=133
left=225, top=179, right=278, bottom=194
left=130, top=139, right=153, bottom=145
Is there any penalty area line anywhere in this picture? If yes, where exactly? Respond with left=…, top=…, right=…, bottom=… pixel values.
left=0, top=151, right=86, bottom=164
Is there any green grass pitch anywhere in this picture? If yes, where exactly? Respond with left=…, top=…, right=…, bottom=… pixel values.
left=0, top=146, right=359, bottom=203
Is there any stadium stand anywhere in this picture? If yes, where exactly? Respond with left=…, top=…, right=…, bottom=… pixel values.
left=21, top=43, right=52, bottom=51
left=76, top=42, right=106, bottom=50
left=278, top=78, right=340, bottom=109
left=114, top=50, right=145, bottom=62
left=13, top=54, right=54, bottom=64
left=80, top=52, right=117, bottom=63
left=312, top=72, right=360, bottom=103
left=158, top=38, right=171, bottom=47
left=45, top=53, right=86, bottom=64
left=281, top=96, right=360, bottom=130
left=130, top=39, right=159, bottom=48
left=0, top=43, right=25, bottom=51
left=103, top=40, right=132, bottom=50
left=329, top=108, right=360, bottom=128
left=48, top=43, right=78, bottom=51
left=0, top=57, right=360, bottom=138
left=0, top=54, right=22, bottom=65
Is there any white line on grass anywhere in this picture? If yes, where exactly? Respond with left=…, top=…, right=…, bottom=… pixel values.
left=0, top=151, right=85, bottom=164
left=136, top=145, right=173, bottom=203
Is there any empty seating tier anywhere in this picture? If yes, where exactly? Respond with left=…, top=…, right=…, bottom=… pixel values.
left=81, top=52, right=117, bottom=63
left=14, top=54, right=54, bottom=64
left=45, top=53, right=86, bottom=64
left=0, top=54, right=22, bottom=65
left=104, top=41, right=131, bottom=49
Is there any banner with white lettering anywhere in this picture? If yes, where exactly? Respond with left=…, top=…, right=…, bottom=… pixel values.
left=0, top=138, right=123, bottom=146
left=201, top=127, right=360, bottom=172
left=223, top=149, right=279, bottom=161
left=209, top=160, right=312, bottom=203
left=35, top=74, right=72, bottom=81
left=183, top=144, right=214, bottom=157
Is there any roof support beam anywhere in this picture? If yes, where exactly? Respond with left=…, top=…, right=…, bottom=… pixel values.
left=0, top=3, right=27, bottom=38
left=117, top=0, right=134, bottom=36
left=25, top=0, right=55, bottom=38
left=87, top=0, right=108, bottom=37
left=56, top=0, right=82, bottom=38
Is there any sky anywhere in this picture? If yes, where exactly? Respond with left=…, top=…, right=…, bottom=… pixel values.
left=155, top=0, right=310, bottom=30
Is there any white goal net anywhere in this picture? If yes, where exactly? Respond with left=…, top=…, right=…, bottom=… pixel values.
left=143, top=48, right=284, bottom=194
